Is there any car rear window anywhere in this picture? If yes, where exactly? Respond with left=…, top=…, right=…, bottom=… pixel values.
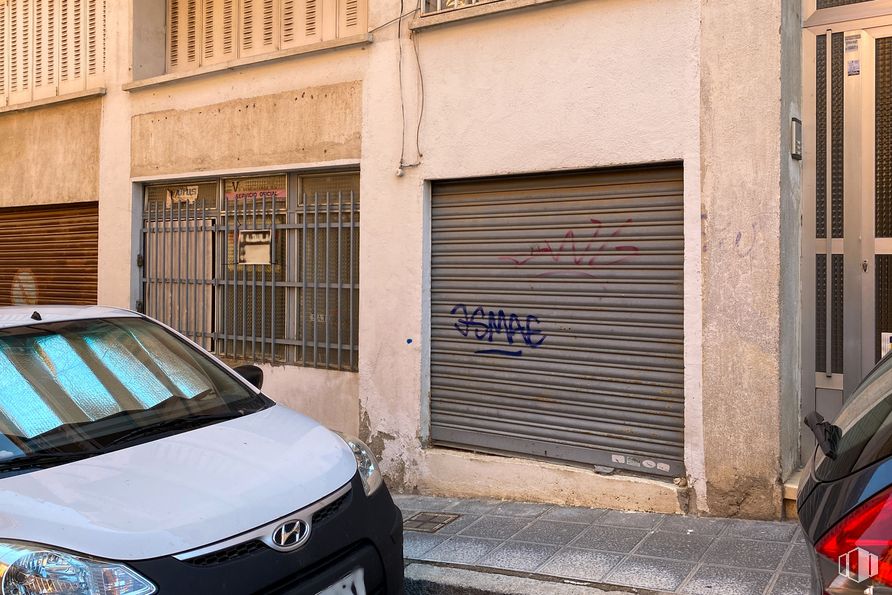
left=815, top=355, right=892, bottom=481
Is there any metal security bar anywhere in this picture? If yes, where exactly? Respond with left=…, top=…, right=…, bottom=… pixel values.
left=141, top=173, right=359, bottom=371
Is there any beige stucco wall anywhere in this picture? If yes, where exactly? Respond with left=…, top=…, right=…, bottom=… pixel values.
left=41, top=0, right=799, bottom=519
left=130, top=82, right=362, bottom=177
left=699, top=0, right=801, bottom=518
left=0, top=98, right=101, bottom=207
left=357, top=0, right=706, bottom=513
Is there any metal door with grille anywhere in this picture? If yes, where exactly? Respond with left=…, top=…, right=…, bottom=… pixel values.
left=430, top=165, right=685, bottom=478
left=141, top=172, right=359, bottom=371
left=802, top=18, right=892, bottom=462
left=0, top=202, right=98, bottom=306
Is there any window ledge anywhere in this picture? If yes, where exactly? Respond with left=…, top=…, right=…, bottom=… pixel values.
left=124, top=34, right=372, bottom=93
left=410, top=0, right=573, bottom=31
left=0, top=87, right=106, bottom=115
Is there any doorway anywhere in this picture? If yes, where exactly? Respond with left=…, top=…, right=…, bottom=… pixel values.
left=803, top=15, right=892, bottom=461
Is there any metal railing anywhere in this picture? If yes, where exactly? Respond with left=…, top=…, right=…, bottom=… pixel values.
left=141, top=176, right=359, bottom=372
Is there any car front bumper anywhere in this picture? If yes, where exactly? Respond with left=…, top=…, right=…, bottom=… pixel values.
left=127, top=473, right=404, bottom=594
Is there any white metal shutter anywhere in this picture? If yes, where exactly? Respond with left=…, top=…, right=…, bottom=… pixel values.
left=430, top=165, right=685, bottom=478
left=336, top=0, right=363, bottom=38
left=85, top=0, right=104, bottom=85
left=167, top=0, right=198, bottom=72
left=59, top=0, right=84, bottom=93
left=8, top=0, right=30, bottom=104
left=239, top=0, right=276, bottom=57
left=202, top=0, right=236, bottom=65
left=280, top=0, right=319, bottom=48
left=0, top=0, right=8, bottom=105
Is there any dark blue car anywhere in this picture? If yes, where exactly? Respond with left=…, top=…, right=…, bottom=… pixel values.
left=798, top=356, right=892, bottom=594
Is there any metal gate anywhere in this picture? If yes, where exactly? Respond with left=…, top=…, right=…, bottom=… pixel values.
left=141, top=173, right=359, bottom=370
left=0, top=202, right=98, bottom=306
left=430, top=165, right=685, bottom=478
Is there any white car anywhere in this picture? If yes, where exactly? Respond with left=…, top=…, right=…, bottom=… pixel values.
left=0, top=306, right=404, bottom=594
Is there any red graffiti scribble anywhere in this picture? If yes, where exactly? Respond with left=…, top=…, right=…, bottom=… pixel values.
left=500, top=218, right=640, bottom=277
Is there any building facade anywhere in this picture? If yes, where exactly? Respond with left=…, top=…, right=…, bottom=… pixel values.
left=1, top=0, right=860, bottom=519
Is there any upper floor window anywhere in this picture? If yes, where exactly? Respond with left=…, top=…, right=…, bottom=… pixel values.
left=0, top=0, right=106, bottom=106
left=167, top=0, right=367, bottom=73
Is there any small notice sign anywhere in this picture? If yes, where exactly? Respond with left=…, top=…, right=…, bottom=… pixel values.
left=848, top=59, right=861, bottom=76
left=845, top=35, right=860, bottom=53
left=237, top=230, right=272, bottom=265
left=166, top=185, right=199, bottom=207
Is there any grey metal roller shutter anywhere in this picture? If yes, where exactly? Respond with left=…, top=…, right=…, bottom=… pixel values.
left=430, top=164, right=685, bottom=478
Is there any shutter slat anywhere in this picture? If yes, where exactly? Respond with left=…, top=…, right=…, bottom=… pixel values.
left=202, top=0, right=236, bottom=65
left=281, top=0, right=319, bottom=48
left=240, top=0, right=276, bottom=56
left=337, top=0, right=364, bottom=38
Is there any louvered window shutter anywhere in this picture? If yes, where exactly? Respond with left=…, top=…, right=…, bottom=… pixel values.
left=280, top=0, right=319, bottom=48
left=59, top=0, right=84, bottom=93
left=8, top=0, right=31, bottom=104
left=168, top=0, right=198, bottom=72
left=239, top=0, right=276, bottom=57
left=0, top=0, right=8, bottom=105
left=336, top=0, right=363, bottom=38
left=202, top=0, right=236, bottom=65
left=32, top=0, right=57, bottom=99
left=85, top=0, right=104, bottom=85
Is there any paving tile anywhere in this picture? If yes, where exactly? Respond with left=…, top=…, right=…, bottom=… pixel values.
left=727, top=519, right=798, bottom=542
left=513, top=520, right=587, bottom=546
left=400, top=509, right=418, bottom=521
left=660, top=515, right=729, bottom=536
left=572, top=525, right=649, bottom=553
left=489, top=501, right=553, bottom=518
left=457, top=516, right=531, bottom=540
left=404, top=532, right=448, bottom=559
left=703, top=538, right=789, bottom=571
left=599, top=509, right=664, bottom=529
left=635, top=530, right=716, bottom=561
left=477, top=541, right=560, bottom=572
left=541, top=506, right=607, bottom=524
left=421, top=536, right=500, bottom=564
left=444, top=499, right=500, bottom=515
left=769, top=573, right=812, bottom=595
left=793, top=527, right=807, bottom=543
left=783, top=543, right=813, bottom=574
left=536, top=547, right=625, bottom=582
left=682, top=565, right=774, bottom=595
left=436, top=514, right=480, bottom=535
left=393, top=495, right=460, bottom=512
left=605, top=555, right=696, bottom=591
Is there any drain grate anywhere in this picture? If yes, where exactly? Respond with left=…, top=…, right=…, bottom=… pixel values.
left=403, top=512, right=461, bottom=533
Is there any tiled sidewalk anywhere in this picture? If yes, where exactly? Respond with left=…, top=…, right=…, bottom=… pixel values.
left=394, top=495, right=811, bottom=595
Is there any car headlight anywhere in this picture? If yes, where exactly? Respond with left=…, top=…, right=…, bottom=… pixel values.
left=337, top=434, right=384, bottom=496
left=0, top=541, right=155, bottom=595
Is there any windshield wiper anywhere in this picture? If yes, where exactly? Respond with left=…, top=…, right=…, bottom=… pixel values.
left=103, top=413, right=239, bottom=448
left=0, top=451, right=97, bottom=474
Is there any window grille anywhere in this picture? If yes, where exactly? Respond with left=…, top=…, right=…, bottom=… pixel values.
left=167, top=0, right=366, bottom=73
left=141, top=172, right=359, bottom=371
left=0, top=0, right=105, bottom=106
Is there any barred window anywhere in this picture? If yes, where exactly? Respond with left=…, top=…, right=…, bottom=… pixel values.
left=141, top=172, right=359, bottom=371
left=0, top=0, right=106, bottom=107
left=167, top=0, right=367, bottom=74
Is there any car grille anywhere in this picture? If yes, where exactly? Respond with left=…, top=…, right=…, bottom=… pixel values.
left=185, top=540, right=268, bottom=567
left=311, top=492, right=350, bottom=526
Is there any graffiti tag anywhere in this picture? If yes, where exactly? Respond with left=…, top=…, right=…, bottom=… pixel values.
left=500, top=218, right=639, bottom=277
left=450, top=304, right=546, bottom=357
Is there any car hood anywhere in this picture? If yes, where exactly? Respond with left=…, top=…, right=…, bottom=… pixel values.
left=0, top=405, right=357, bottom=560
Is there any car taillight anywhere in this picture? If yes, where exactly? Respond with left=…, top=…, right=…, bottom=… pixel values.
left=816, top=485, right=892, bottom=587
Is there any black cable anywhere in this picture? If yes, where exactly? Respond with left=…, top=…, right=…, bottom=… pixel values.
left=412, top=30, right=425, bottom=159
left=398, top=0, right=407, bottom=167
left=369, top=8, right=418, bottom=34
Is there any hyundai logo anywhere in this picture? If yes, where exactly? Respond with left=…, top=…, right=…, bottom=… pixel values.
left=271, top=519, right=310, bottom=550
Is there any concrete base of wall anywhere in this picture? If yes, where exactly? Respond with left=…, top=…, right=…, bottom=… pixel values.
left=411, top=449, right=687, bottom=514
left=259, top=365, right=360, bottom=436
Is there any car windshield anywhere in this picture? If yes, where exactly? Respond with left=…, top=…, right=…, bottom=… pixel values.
left=0, top=316, right=269, bottom=473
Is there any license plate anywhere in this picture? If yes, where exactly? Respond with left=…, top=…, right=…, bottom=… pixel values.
left=316, top=568, right=365, bottom=595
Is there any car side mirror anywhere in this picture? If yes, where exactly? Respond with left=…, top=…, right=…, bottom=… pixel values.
left=234, top=364, right=263, bottom=389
